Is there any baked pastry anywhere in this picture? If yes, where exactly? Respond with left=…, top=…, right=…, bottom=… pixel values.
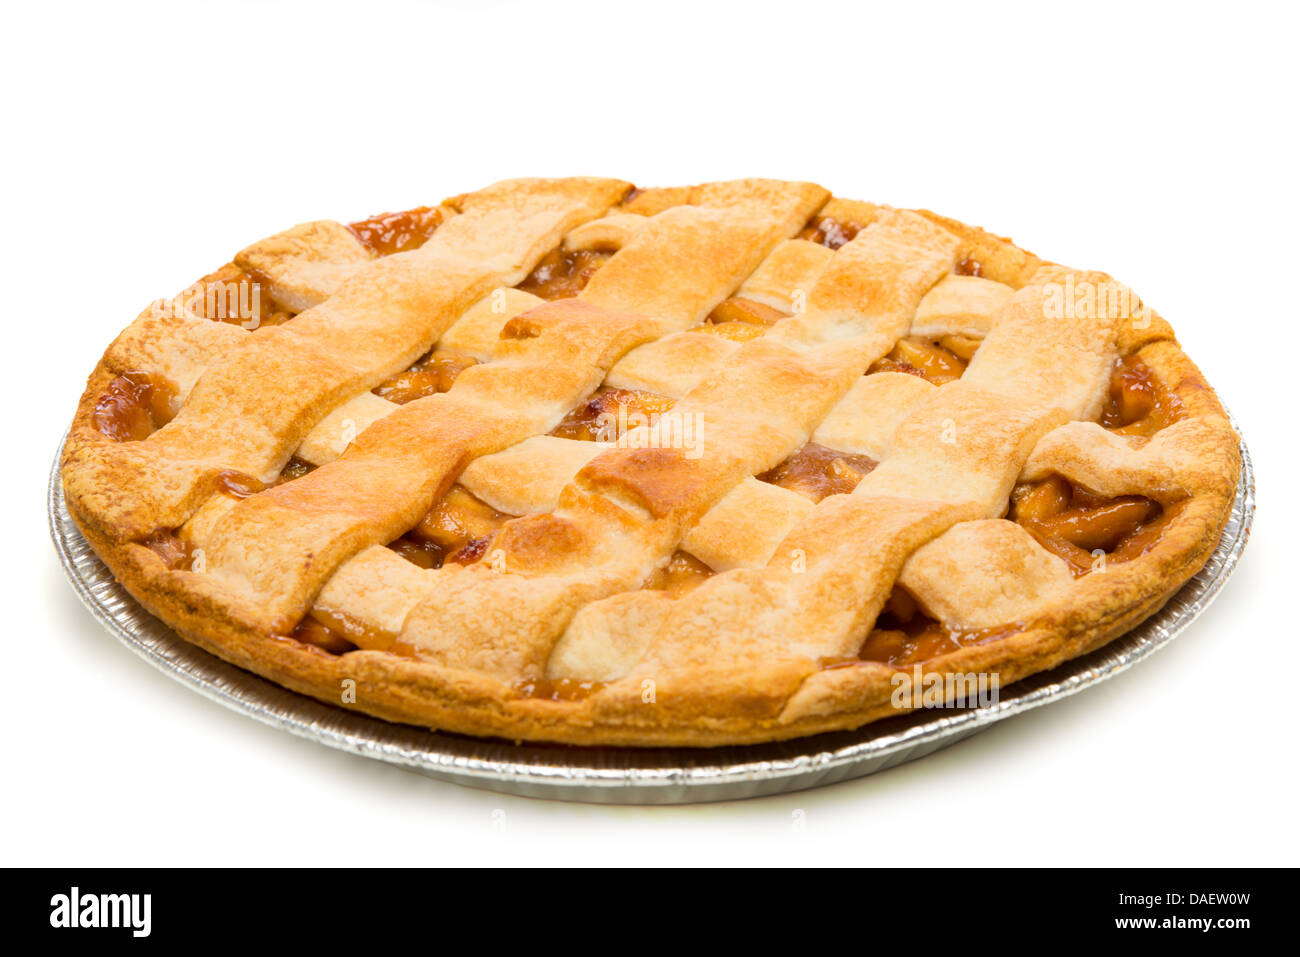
left=61, top=178, right=1241, bottom=746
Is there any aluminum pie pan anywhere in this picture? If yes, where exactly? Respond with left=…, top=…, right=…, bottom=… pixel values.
left=49, top=428, right=1254, bottom=804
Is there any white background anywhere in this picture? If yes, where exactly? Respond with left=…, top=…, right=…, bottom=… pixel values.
left=4, top=0, right=1295, bottom=866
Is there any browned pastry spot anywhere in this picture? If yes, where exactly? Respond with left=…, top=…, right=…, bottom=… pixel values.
left=856, top=585, right=1025, bottom=666
left=758, top=442, right=878, bottom=502
left=799, top=216, right=864, bottom=250
left=517, top=248, right=612, bottom=300
left=868, top=335, right=976, bottom=385
left=372, top=350, right=479, bottom=404
left=92, top=372, right=176, bottom=441
left=346, top=206, right=445, bottom=256
left=1010, top=474, right=1184, bottom=577
left=955, top=256, right=983, bottom=276
left=551, top=387, right=677, bottom=442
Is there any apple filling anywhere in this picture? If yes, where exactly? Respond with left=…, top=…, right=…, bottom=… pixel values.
left=758, top=443, right=877, bottom=502
left=868, top=335, right=980, bottom=385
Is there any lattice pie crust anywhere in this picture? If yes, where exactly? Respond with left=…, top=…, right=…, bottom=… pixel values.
left=62, top=179, right=1240, bottom=746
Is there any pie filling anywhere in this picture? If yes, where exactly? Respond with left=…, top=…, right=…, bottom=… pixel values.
left=1101, top=353, right=1186, bottom=437
left=93, top=372, right=176, bottom=441
left=646, top=550, right=714, bottom=595
left=372, top=350, right=478, bottom=404
left=517, top=248, right=611, bottom=300
left=290, top=614, right=358, bottom=655
left=799, top=216, right=863, bottom=250
left=552, top=387, right=677, bottom=442
left=856, top=586, right=1025, bottom=667
left=277, top=457, right=315, bottom=483
left=390, top=485, right=512, bottom=570
left=759, top=443, right=877, bottom=502
left=142, top=530, right=193, bottom=570
left=189, top=263, right=295, bottom=329
left=287, top=607, right=419, bottom=659
left=868, top=334, right=979, bottom=385
left=513, top=676, right=606, bottom=702
left=1009, top=475, right=1182, bottom=578
left=346, top=206, right=444, bottom=256
left=696, top=296, right=792, bottom=341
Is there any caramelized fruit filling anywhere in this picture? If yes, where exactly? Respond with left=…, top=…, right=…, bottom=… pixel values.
left=1009, top=474, right=1179, bottom=577
left=93, top=372, right=176, bottom=441
left=759, top=443, right=878, bottom=502
left=517, top=248, right=612, bottom=300
left=857, top=586, right=1023, bottom=666
left=552, top=387, right=677, bottom=442
left=1099, top=354, right=1185, bottom=438
left=142, top=530, right=192, bottom=570
left=372, top=350, right=478, bottom=404
left=386, top=536, right=445, bottom=569
left=390, top=485, right=512, bottom=569
left=288, top=607, right=422, bottom=658
left=799, top=216, right=863, bottom=250
left=210, top=469, right=265, bottom=499
left=955, top=257, right=983, bottom=277
left=291, top=615, right=358, bottom=655
left=514, top=676, right=606, bottom=702
left=276, top=457, right=315, bottom=484
left=869, top=335, right=978, bottom=385
left=697, top=296, right=790, bottom=342
left=188, top=263, right=294, bottom=328
left=645, top=550, right=715, bottom=595
left=347, top=206, right=444, bottom=256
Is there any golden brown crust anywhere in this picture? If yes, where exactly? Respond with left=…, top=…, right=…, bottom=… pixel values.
left=60, top=178, right=1241, bottom=747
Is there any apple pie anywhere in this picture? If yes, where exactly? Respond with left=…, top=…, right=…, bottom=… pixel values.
left=60, top=178, right=1241, bottom=745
